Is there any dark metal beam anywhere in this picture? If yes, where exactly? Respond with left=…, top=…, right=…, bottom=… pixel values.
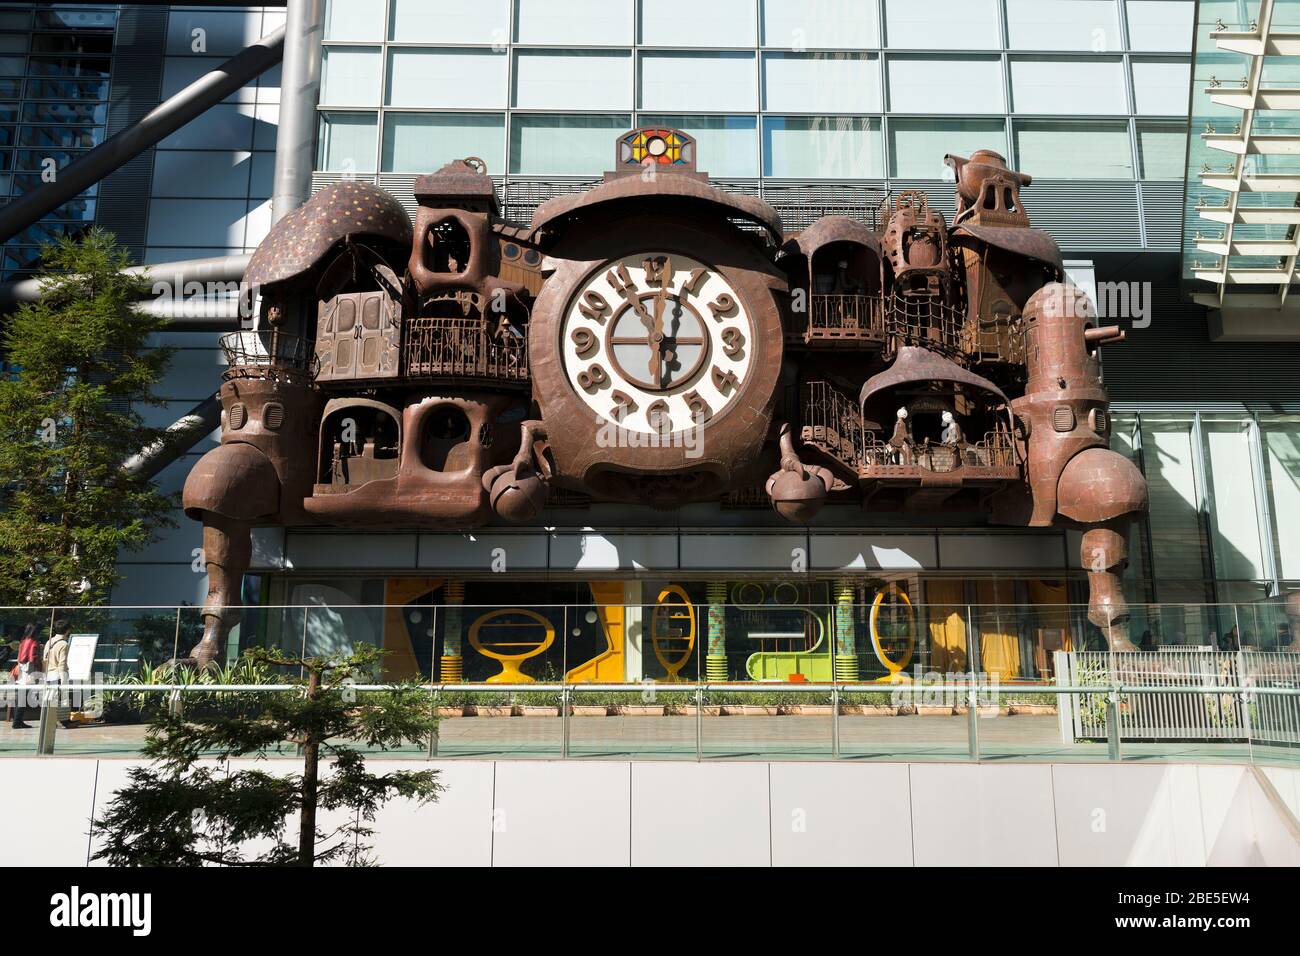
left=121, top=395, right=222, bottom=481
left=0, top=26, right=285, bottom=245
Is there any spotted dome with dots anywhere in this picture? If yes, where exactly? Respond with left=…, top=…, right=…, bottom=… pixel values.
left=244, top=180, right=414, bottom=289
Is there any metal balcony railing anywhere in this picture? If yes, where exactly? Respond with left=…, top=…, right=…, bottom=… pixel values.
left=218, top=330, right=318, bottom=384
left=403, top=316, right=530, bottom=385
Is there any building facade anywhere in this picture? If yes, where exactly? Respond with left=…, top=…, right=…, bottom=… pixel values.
left=3, top=1, right=1300, bottom=682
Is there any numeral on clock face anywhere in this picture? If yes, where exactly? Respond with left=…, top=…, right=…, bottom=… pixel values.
left=577, top=363, right=609, bottom=391
left=712, top=365, right=741, bottom=394
left=610, top=390, right=637, bottom=421
left=646, top=400, right=673, bottom=434
left=721, top=326, right=745, bottom=358
left=579, top=290, right=611, bottom=323
left=707, top=293, right=736, bottom=321
left=572, top=327, right=598, bottom=358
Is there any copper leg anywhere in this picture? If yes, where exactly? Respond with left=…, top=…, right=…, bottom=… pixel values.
left=190, top=515, right=252, bottom=669
left=1081, top=523, right=1137, bottom=652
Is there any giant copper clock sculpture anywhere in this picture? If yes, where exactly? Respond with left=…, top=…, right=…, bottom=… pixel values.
left=182, top=127, right=1150, bottom=667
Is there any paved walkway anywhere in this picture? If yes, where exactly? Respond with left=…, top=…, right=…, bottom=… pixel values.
left=0, top=714, right=1275, bottom=764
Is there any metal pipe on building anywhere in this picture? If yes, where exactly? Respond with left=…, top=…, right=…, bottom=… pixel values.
left=0, top=28, right=286, bottom=245
left=271, top=0, right=325, bottom=225
left=121, top=395, right=222, bottom=481
left=0, top=253, right=252, bottom=311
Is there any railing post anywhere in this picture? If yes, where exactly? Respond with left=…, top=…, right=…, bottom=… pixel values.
left=967, top=682, right=980, bottom=761
left=1106, top=688, right=1122, bottom=761
left=561, top=684, right=571, bottom=759
left=428, top=687, right=439, bottom=759
left=831, top=685, right=841, bottom=759
left=695, top=685, right=703, bottom=761
left=35, top=686, right=57, bottom=756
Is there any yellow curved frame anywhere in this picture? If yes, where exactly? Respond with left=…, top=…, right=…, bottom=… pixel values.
left=468, top=607, right=555, bottom=683
left=651, top=585, right=697, bottom=681
left=869, top=589, right=916, bottom=675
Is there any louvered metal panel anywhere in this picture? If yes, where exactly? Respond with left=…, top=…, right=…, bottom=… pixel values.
left=1101, top=281, right=1300, bottom=403
left=1141, top=183, right=1187, bottom=251
left=97, top=7, right=167, bottom=263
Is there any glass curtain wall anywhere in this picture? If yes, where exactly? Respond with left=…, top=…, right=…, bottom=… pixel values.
left=316, top=0, right=1193, bottom=185
left=1116, top=410, right=1300, bottom=610
left=0, top=5, right=118, bottom=280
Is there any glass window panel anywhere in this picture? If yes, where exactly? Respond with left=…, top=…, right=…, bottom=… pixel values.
left=510, top=113, right=631, bottom=175
left=326, top=0, right=386, bottom=42
left=320, top=46, right=381, bottom=107
left=762, top=116, right=881, bottom=177
left=1132, top=59, right=1191, bottom=114
left=1014, top=120, right=1132, bottom=177
left=18, top=124, right=102, bottom=149
left=387, top=48, right=508, bottom=109
left=21, top=100, right=106, bottom=124
left=639, top=52, right=755, bottom=112
left=382, top=112, right=504, bottom=173
left=884, top=0, right=1000, bottom=49
left=762, top=0, right=878, bottom=48
left=513, top=50, right=632, bottom=110
left=1263, top=417, right=1300, bottom=579
left=889, top=118, right=1006, bottom=177
left=515, top=0, right=633, bottom=45
left=888, top=55, right=1003, bottom=114
left=1126, top=0, right=1195, bottom=52
left=640, top=0, right=757, bottom=47
left=1136, top=121, right=1187, bottom=177
left=1010, top=57, right=1127, bottom=114
left=1139, top=416, right=1212, bottom=585
left=639, top=113, right=758, bottom=176
left=25, top=78, right=109, bottom=101
left=29, top=55, right=112, bottom=79
left=763, top=53, right=880, bottom=112
left=317, top=111, right=377, bottom=172
left=1202, top=417, right=1267, bottom=580
left=1006, top=0, right=1121, bottom=51
left=389, top=0, right=509, bottom=44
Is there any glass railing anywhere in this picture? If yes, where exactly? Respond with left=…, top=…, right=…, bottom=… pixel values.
left=1, top=600, right=1297, bottom=766
left=2, top=679, right=1295, bottom=767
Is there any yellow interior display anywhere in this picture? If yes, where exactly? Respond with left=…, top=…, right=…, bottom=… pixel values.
left=651, top=585, right=696, bottom=681
left=975, top=579, right=1021, bottom=681
left=468, top=608, right=556, bottom=683
left=1027, top=579, right=1071, bottom=678
left=924, top=579, right=969, bottom=673
left=869, top=587, right=916, bottom=675
left=565, top=582, right=626, bottom=682
left=382, top=577, right=443, bottom=680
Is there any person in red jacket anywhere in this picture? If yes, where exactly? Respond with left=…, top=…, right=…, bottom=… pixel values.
left=9, top=623, right=40, bottom=729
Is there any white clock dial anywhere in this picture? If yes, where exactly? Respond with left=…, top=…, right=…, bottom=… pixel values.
left=561, top=252, right=753, bottom=435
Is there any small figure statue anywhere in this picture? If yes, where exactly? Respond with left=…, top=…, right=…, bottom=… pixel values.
left=832, top=260, right=862, bottom=295
left=887, top=407, right=913, bottom=464
left=940, top=410, right=964, bottom=446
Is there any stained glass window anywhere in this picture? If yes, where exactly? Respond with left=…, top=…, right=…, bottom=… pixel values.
left=619, top=128, right=693, bottom=168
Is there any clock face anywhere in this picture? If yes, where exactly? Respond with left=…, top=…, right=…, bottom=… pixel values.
left=561, top=252, right=753, bottom=436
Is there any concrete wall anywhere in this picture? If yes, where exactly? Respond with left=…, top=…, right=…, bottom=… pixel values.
left=3, top=759, right=1296, bottom=867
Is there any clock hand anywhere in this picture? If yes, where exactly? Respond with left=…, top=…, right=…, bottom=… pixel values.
left=649, top=288, right=669, bottom=387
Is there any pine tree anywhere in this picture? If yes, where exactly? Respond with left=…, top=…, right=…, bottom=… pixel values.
left=0, top=230, right=176, bottom=605
left=93, top=646, right=442, bottom=867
